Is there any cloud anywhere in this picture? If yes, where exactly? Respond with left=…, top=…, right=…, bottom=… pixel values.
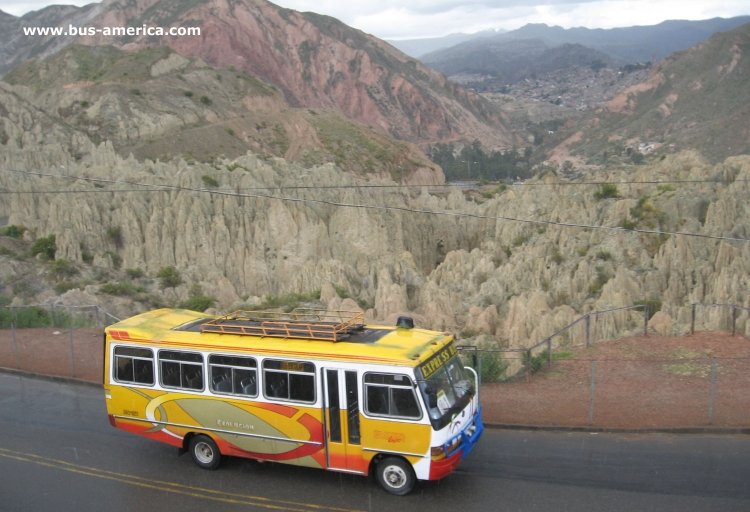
left=4, top=0, right=748, bottom=39
left=2, top=0, right=90, bottom=17
left=297, top=0, right=750, bottom=39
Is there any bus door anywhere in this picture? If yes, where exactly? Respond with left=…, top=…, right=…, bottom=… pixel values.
left=322, top=368, right=365, bottom=473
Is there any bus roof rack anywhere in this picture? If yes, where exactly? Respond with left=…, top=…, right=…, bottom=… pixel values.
left=200, top=308, right=366, bottom=342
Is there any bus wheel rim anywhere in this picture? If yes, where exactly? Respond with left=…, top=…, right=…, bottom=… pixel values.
left=195, top=441, right=214, bottom=464
left=383, top=465, right=407, bottom=489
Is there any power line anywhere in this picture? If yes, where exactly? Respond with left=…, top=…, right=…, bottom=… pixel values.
left=3, top=169, right=749, bottom=243
left=1, top=168, right=747, bottom=193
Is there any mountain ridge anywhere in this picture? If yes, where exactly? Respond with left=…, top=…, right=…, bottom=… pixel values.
left=550, top=23, right=750, bottom=164
left=422, top=17, right=750, bottom=80
left=0, top=0, right=516, bottom=150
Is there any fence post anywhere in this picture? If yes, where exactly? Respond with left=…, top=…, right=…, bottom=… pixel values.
left=588, top=360, right=597, bottom=425
left=585, top=314, right=591, bottom=348
left=478, top=352, right=483, bottom=387
left=546, top=338, right=552, bottom=368
left=643, top=304, right=649, bottom=336
left=68, top=315, right=76, bottom=379
left=691, top=304, right=696, bottom=335
left=11, top=307, right=20, bottom=370
left=708, top=357, right=717, bottom=425
left=525, top=349, right=532, bottom=382
left=731, top=305, right=737, bottom=336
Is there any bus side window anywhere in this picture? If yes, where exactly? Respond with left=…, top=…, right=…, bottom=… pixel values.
left=366, top=385, right=389, bottom=415
left=161, top=361, right=180, bottom=387
left=134, top=359, right=154, bottom=385
left=262, top=359, right=315, bottom=403
left=209, top=355, right=258, bottom=397
left=159, top=350, right=203, bottom=391
left=364, top=373, right=421, bottom=419
left=113, top=346, right=154, bottom=386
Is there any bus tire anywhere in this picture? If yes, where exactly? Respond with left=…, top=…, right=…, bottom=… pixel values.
left=376, top=457, right=415, bottom=495
left=189, top=435, right=222, bottom=470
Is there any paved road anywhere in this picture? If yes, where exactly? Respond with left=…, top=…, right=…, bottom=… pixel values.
left=1, top=371, right=749, bottom=511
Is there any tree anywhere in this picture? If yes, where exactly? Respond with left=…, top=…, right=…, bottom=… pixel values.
left=31, top=235, right=56, bottom=260
left=157, top=266, right=182, bottom=290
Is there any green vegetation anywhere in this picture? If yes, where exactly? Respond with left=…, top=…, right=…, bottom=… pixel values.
left=635, top=298, right=662, bottom=320
left=0, top=306, right=80, bottom=328
left=106, top=226, right=123, bottom=248
left=589, top=266, right=611, bottom=296
left=199, top=95, right=212, bottom=106
left=51, top=259, right=78, bottom=278
left=524, top=348, right=550, bottom=374
left=181, top=286, right=217, bottom=312
left=201, top=175, right=219, bottom=187
left=512, top=233, right=530, bottom=247
left=477, top=352, right=509, bottom=383
left=663, top=361, right=710, bottom=378
left=30, top=235, right=56, bottom=260
left=105, top=251, right=122, bottom=269
left=697, top=199, right=711, bottom=225
left=619, top=218, right=637, bottom=230
left=157, top=266, right=182, bottom=289
left=5, top=45, right=172, bottom=89
left=429, top=141, right=532, bottom=182
left=333, top=284, right=351, bottom=299
left=550, top=248, right=564, bottom=265
left=249, top=290, right=322, bottom=312
left=307, top=111, right=422, bottom=179
left=81, top=245, right=93, bottom=264
left=594, top=184, right=620, bottom=200
left=125, top=268, right=145, bottom=279
left=0, top=225, right=26, bottom=238
left=630, top=196, right=666, bottom=228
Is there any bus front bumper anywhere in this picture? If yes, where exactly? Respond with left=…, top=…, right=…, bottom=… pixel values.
left=428, top=407, right=484, bottom=480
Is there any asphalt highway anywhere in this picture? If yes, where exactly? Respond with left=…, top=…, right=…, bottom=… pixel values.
left=1, top=371, right=748, bottom=511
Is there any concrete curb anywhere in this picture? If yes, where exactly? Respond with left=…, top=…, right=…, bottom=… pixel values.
left=0, top=367, right=101, bottom=388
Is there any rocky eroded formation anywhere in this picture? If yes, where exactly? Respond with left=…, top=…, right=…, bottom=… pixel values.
left=2, top=123, right=749, bottom=349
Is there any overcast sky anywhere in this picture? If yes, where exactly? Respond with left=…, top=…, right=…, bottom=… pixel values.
left=4, top=0, right=749, bottom=39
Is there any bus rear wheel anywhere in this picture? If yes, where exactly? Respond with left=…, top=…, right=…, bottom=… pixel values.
left=376, top=457, right=415, bottom=495
left=189, top=435, right=222, bottom=470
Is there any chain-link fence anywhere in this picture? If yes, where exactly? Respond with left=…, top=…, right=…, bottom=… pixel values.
left=477, top=352, right=750, bottom=429
left=455, top=303, right=750, bottom=428
left=0, top=305, right=118, bottom=383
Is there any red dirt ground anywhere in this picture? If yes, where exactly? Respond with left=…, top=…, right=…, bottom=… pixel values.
left=1, top=328, right=748, bottom=429
left=481, top=332, right=750, bottom=428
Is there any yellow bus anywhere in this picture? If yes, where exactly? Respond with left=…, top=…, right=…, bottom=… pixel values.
left=103, top=308, right=483, bottom=495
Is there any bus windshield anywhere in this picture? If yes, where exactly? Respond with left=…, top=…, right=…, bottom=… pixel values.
left=417, top=345, right=474, bottom=430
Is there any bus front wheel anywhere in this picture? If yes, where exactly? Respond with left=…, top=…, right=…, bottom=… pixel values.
left=376, top=457, right=415, bottom=495
left=189, top=435, right=222, bottom=470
